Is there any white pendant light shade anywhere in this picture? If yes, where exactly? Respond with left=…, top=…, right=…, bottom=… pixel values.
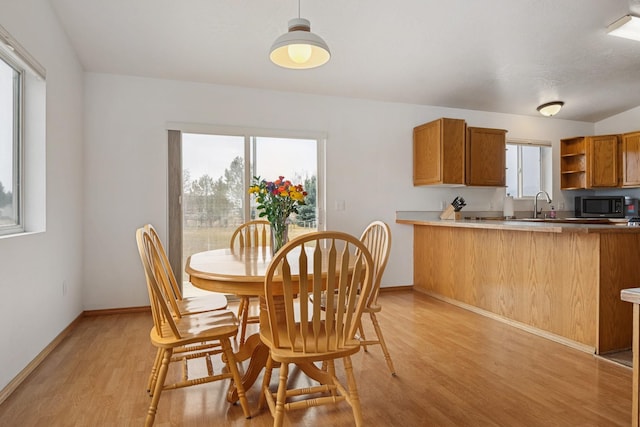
left=270, top=18, right=330, bottom=69
left=537, top=101, right=564, bottom=117
left=607, top=15, right=640, bottom=42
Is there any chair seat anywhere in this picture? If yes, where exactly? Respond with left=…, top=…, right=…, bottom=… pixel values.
left=151, top=309, right=239, bottom=347
left=177, top=293, right=228, bottom=315
left=259, top=321, right=361, bottom=362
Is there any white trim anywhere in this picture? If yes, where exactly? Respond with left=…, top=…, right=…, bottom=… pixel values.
left=0, top=24, right=46, bottom=80
left=506, top=137, right=551, bottom=147
left=166, top=121, right=328, bottom=141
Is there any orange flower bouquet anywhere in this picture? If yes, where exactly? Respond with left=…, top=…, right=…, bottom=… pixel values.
left=249, top=176, right=307, bottom=253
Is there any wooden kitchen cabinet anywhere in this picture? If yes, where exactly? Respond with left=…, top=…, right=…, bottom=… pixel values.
left=465, top=127, right=507, bottom=186
left=588, top=134, right=619, bottom=188
left=560, top=134, right=620, bottom=189
left=413, top=118, right=466, bottom=185
left=413, top=118, right=506, bottom=187
left=621, top=131, right=640, bottom=187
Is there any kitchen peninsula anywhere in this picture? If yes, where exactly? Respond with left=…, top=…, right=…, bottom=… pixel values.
left=397, top=212, right=640, bottom=355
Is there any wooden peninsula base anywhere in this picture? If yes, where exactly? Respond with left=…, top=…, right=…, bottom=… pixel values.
left=398, top=216, right=640, bottom=354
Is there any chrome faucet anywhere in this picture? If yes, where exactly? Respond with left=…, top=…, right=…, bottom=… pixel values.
left=533, top=191, right=552, bottom=218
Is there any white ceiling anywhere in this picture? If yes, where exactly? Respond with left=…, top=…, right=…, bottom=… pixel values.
left=48, top=0, right=640, bottom=122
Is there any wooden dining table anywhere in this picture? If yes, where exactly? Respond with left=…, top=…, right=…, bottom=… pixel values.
left=186, top=245, right=347, bottom=403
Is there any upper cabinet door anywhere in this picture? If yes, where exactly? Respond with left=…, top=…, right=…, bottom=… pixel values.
left=465, top=127, right=507, bottom=186
left=587, top=135, right=619, bottom=188
left=413, top=118, right=466, bottom=185
left=622, top=131, right=640, bottom=187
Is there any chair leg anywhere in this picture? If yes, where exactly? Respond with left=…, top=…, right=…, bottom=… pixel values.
left=220, top=338, right=251, bottom=419
left=326, top=360, right=338, bottom=397
left=237, top=296, right=246, bottom=318
left=239, top=297, right=250, bottom=345
left=343, top=355, right=364, bottom=427
left=145, top=348, right=172, bottom=427
left=274, top=362, right=289, bottom=427
left=370, top=312, right=396, bottom=375
left=258, top=354, right=274, bottom=411
left=147, top=348, right=163, bottom=395
left=357, top=320, right=368, bottom=352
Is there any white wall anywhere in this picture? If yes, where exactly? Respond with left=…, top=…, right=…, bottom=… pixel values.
left=596, top=106, right=640, bottom=135
left=0, top=0, right=84, bottom=390
left=82, top=73, right=596, bottom=310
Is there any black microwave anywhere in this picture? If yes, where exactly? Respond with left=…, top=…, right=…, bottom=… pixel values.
left=575, top=196, right=625, bottom=218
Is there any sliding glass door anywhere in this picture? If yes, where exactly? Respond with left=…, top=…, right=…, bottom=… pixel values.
left=181, top=133, right=245, bottom=263
left=172, top=129, right=322, bottom=283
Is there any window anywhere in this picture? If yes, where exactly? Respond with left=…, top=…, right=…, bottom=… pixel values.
left=0, top=55, right=20, bottom=233
left=0, top=25, right=46, bottom=237
left=506, top=140, right=552, bottom=199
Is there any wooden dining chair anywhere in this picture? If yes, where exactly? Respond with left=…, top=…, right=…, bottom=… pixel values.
left=258, top=231, right=374, bottom=427
left=229, top=219, right=270, bottom=344
left=145, top=224, right=228, bottom=314
left=357, top=220, right=395, bottom=375
left=142, top=225, right=232, bottom=395
left=136, top=228, right=251, bottom=426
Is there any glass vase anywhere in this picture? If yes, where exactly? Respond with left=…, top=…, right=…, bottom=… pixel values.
left=270, top=218, right=289, bottom=255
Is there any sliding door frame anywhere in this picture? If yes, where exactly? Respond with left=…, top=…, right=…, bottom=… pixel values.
left=166, top=122, right=326, bottom=288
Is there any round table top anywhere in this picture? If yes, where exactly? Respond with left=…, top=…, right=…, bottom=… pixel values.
left=186, top=247, right=271, bottom=296
left=186, top=246, right=353, bottom=297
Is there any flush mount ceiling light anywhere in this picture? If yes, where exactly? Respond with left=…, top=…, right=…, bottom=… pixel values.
left=270, top=1, right=330, bottom=69
left=537, top=101, right=564, bottom=117
left=607, top=15, right=640, bottom=42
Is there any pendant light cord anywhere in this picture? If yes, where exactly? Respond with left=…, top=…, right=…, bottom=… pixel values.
left=297, top=0, right=301, bottom=18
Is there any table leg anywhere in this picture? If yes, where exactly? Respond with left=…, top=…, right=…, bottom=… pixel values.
left=226, top=295, right=295, bottom=403
left=297, top=361, right=333, bottom=385
left=227, top=333, right=270, bottom=403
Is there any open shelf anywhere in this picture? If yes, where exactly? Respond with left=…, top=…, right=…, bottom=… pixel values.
left=560, top=137, right=587, bottom=189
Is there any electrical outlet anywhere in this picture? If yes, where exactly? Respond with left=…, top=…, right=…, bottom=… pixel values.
left=559, top=202, right=565, bottom=210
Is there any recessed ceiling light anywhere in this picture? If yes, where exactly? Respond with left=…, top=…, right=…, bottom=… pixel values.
left=607, top=15, right=640, bottom=42
left=537, top=101, right=564, bottom=117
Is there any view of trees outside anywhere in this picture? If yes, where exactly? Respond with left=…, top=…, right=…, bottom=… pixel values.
left=0, top=57, right=15, bottom=226
left=0, top=182, right=12, bottom=226
left=181, top=133, right=318, bottom=279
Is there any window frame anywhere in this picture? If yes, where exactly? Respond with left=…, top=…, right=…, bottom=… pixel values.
left=0, top=24, right=46, bottom=238
left=0, top=44, right=24, bottom=235
left=506, top=138, right=553, bottom=200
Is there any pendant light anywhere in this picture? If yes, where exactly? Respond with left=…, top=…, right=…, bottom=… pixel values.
left=269, top=1, right=331, bottom=69
left=537, top=101, right=564, bottom=117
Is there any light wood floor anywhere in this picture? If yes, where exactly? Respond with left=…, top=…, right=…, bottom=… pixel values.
left=0, top=290, right=632, bottom=426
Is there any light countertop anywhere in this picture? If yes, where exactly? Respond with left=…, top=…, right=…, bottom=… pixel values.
left=396, top=211, right=639, bottom=234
